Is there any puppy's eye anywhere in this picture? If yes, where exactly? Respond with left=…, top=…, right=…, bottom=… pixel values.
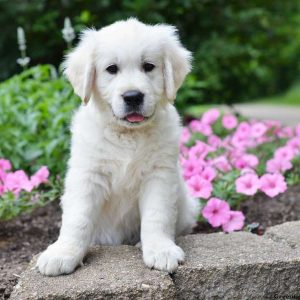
left=106, top=64, right=118, bottom=74
left=143, top=62, right=155, bottom=72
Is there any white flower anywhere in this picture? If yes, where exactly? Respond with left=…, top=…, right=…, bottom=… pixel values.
left=17, top=27, right=26, bottom=51
left=62, top=17, right=75, bottom=44
left=16, top=57, right=30, bottom=67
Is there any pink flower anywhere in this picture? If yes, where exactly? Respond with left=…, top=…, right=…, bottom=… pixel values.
left=201, top=108, right=220, bottom=125
left=274, top=146, right=295, bottom=161
left=236, top=173, right=260, bottom=196
left=251, top=122, right=267, bottom=138
left=287, top=137, right=300, bottom=154
left=180, top=128, right=191, bottom=144
left=189, top=120, right=212, bottom=136
left=189, top=141, right=211, bottom=160
left=0, top=159, right=12, bottom=171
left=202, top=198, right=231, bottom=227
left=222, top=211, right=245, bottom=232
left=200, top=166, right=217, bottom=182
left=4, top=170, right=33, bottom=195
left=277, top=126, right=294, bottom=138
left=234, top=154, right=259, bottom=170
left=236, top=122, right=251, bottom=136
left=231, top=134, right=248, bottom=149
left=207, top=135, right=222, bottom=149
left=212, top=156, right=232, bottom=173
left=186, top=175, right=212, bottom=199
left=30, top=166, right=49, bottom=188
left=266, top=158, right=292, bottom=174
left=260, top=173, right=287, bottom=198
left=182, top=157, right=204, bottom=180
left=222, top=114, right=238, bottom=130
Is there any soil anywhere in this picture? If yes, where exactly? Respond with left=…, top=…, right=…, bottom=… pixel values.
left=1, top=184, right=300, bottom=298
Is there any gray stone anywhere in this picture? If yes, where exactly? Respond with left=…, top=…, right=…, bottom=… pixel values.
left=10, top=245, right=176, bottom=300
left=266, top=221, right=300, bottom=249
left=10, top=230, right=300, bottom=300
left=174, top=232, right=300, bottom=299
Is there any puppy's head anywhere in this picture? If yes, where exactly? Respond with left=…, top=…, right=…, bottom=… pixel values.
left=64, top=18, right=191, bottom=128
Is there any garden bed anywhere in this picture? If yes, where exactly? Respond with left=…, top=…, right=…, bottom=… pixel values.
left=1, top=183, right=300, bottom=298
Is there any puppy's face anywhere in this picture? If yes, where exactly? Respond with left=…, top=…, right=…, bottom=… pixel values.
left=64, top=19, right=191, bottom=128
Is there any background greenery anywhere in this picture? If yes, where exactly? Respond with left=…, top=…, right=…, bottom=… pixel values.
left=1, top=0, right=300, bottom=107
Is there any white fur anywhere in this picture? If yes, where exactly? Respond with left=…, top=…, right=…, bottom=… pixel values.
left=37, top=18, right=199, bottom=276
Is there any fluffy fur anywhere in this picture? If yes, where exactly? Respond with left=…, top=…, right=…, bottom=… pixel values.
left=37, top=18, right=199, bottom=276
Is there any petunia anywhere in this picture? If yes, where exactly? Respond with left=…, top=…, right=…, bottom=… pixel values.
left=189, top=120, right=212, bottom=136
left=260, top=173, right=287, bottom=198
left=186, top=175, right=212, bottom=199
left=201, top=108, right=220, bottom=125
left=189, top=141, right=211, bottom=160
left=30, top=166, right=49, bottom=188
left=0, top=159, right=12, bottom=171
left=274, top=146, right=295, bottom=161
left=200, top=166, right=217, bottom=182
left=251, top=122, right=267, bottom=138
left=4, top=170, right=33, bottom=195
left=180, top=128, right=191, bottom=144
left=235, top=173, right=260, bottom=196
left=234, top=154, right=259, bottom=170
left=222, top=211, right=245, bottom=232
left=266, top=158, right=292, bottom=174
left=202, top=198, right=231, bottom=227
left=182, top=156, right=204, bottom=180
left=222, top=114, right=238, bottom=130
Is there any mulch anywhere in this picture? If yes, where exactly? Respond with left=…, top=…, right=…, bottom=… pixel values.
left=1, top=184, right=300, bottom=298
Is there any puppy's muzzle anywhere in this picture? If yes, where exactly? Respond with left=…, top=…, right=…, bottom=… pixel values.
left=122, top=90, right=144, bottom=110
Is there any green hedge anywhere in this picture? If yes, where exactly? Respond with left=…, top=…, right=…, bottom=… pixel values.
left=1, top=1, right=300, bottom=106
left=0, top=65, right=78, bottom=174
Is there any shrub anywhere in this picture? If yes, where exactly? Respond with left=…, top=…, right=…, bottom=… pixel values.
left=0, top=65, right=78, bottom=175
left=1, top=1, right=300, bottom=109
left=181, top=109, right=300, bottom=232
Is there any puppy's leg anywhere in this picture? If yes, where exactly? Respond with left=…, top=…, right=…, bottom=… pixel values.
left=140, top=171, right=184, bottom=273
left=37, top=168, right=104, bottom=276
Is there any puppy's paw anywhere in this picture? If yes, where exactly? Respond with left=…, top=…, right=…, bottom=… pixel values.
left=36, top=242, right=83, bottom=276
left=142, top=239, right=184, bottom=273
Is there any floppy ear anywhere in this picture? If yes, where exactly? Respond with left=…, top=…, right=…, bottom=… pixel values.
left=63, top=29, right=97, bottom=105
left=160, top=25, right=192, bottom=103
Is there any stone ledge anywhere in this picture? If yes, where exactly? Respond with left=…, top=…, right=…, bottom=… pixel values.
left=11, top=222, right=300, bottom=300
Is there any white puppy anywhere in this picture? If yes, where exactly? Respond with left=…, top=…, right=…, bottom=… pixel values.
left=37, top=18, right=199, bottom=276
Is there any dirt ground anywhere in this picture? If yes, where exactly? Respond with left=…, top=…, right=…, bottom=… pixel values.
left=1, top=184, right=300, bottom=298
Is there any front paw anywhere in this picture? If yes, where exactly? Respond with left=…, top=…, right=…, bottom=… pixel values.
left=36, top=242, right=84, bottom=276
left=142, top=239, right=185, bottom=273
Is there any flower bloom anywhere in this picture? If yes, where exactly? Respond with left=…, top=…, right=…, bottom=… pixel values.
left=0, top=159, right=12, bottom=171
left=180, top=128, right=191, bottom=144
left=222, top=211, right=245, bottom=232
left=31, top=166, right=49, bottom=188
left=251, top=122, right=267, bottom=138
left=189, top=141, right=211, bottom=160
left=274, top=146, right=295, bottom=161
left=186, top=175, right=212, bottom=199
left=182, top=156, right=204, bottom=180
left=266, top=158, right=292, bottom=174
left=189, top=120, right=212, bottom=136
left=222, top=114, right=238, bottom=130
left=4, top=170, right=33, bottom=195
left=235, top=173, right=260, bottom=196
left=202, top=198, right=231, bottom=227
left=260, top=173, right=287, bottom=198
left=234, top=154, right=259, bottom=170
left=201, top=108, right=220, bottom=125
left=200, top=166, right=217, bottom=182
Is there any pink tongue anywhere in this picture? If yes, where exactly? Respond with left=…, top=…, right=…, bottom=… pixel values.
left=126, top=113, right=145, bottom=123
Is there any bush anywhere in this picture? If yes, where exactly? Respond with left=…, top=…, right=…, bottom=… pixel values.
left=0, top=65, right=78, bottom=175
left=1, top=1, right=300, bottom=107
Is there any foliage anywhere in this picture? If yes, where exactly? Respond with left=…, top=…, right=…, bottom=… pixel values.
left=181, top=109, right=300, bottom=232
left=1, top=1, right=300, bottom=108
left=0, top=65, right=78, bottom=174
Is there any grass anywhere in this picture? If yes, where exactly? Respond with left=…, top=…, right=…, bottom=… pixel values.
left=184, top=83, right=300, bottom=117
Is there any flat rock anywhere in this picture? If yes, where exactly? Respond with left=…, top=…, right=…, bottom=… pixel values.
left=10, top=229, right=300, bottom=300
left=174, top=232, right=300, bottom=299
left=266, top=221, right=300, bottom=249
left=10, top=245, right=175, bottom=300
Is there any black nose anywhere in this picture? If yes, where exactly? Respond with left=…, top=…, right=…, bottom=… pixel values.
left=122, top=90, right=144, bottom=107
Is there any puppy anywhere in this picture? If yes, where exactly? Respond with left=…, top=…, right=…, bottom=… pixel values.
left=37, top=18, right=199, bottom=276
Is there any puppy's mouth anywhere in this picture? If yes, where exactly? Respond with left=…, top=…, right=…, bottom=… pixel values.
left=123, top=112, right=148, bottom=123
